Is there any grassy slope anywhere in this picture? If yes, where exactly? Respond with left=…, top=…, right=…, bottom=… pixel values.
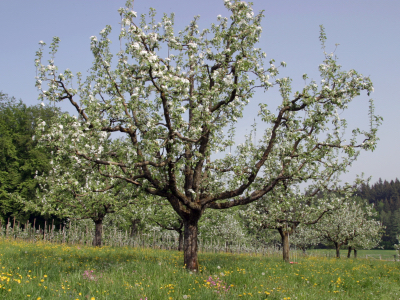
left=0, top=239, right=399, bottom=300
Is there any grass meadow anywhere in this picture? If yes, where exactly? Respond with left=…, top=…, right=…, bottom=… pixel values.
left=0, top=238, right=399, bottom=300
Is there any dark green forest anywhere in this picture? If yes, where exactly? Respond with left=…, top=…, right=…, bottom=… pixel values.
left=0, top=92, right=60, bottom=225
left=358, top=179, right=400, bottom=249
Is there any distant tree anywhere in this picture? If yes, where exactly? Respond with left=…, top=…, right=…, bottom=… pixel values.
left=199, top=208, right=248, bottom=246
left=22, top=146, right=142, bottom=246
left=290, top=224, right=321, bottom=255
left=394, top=236, right=400, bottom=258
left=314, top=200, right=384, bottom=258
left=242, top=178, right=353, bottom=262
left=0, top=92, right=60, bottom=224
left=148, top=199, right=185, bottom=251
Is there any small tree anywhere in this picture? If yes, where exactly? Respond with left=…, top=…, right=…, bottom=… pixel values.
left=394, top=236, right=400, bottom=260
left=200, top=208, right=248, bottom=250
left=148, top=200, right=185, bottom=251
left=34, top=0, right=380, bottom=270
left=24, top=149, right=140, bottom=246
left=290, top=224, right=321, bottom=255
left=314, top=200, right=384, bottom=258
left=242, top=179, right=352, bottom=262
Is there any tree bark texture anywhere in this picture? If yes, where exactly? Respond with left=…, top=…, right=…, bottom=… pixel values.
left=183, top=217, right=200, bottom=271
left=335, top=242, right=340, bottom=258
left=178, top=230, right=184, bottom=251
left=93, top=219, right=103, bottom=247
left=347, top=246, right=352, bottom=258
left=130, top=218, right=140, bottom=238
left=278, top=228, right=290, bottom=263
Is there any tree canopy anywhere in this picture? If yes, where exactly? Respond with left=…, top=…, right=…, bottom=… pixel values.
left=34, top=0, right=381, bottom=270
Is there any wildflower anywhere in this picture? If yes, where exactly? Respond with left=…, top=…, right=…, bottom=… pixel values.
left=83, top=270, right=97, bottom=281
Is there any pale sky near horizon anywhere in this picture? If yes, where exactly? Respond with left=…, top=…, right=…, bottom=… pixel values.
left=1, top=0, right=399, bottom=185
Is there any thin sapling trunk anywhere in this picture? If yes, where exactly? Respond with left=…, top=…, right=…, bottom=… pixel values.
left=278, top=228, right=290, bottom=263
left=335, top=242, right=341, bottom=258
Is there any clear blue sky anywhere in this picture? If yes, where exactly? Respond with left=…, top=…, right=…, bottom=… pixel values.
left=1, top=0, right=399, bottom=185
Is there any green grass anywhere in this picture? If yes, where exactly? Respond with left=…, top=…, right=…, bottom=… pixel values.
left=307, top=249, right=399, bottom=261
left=0, top=238, right=400, bottom=299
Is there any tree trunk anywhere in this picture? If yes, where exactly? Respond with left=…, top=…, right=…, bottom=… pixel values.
left=183, top=217, right=200, bottom=271
left=354, top=248, right=357, bottom=258
left=347, top=246, right=352, bottom=258
left=178, top=230, right=184, bottom=251
left=335, top=242, right=340, bottom=258
left=92, top=219, right=103, bottom=247
left=278, top=228, right=290, bottom=263
left=130, top=218, right=140, bottom=237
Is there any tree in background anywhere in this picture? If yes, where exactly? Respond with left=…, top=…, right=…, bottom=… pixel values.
left=0, top=92, right=60, bottom=224
left=34, top=0, right=380, bottom=270
left=242, top=178, right=354, bottom=262
left=22, top=145, right=142, bottom=246
left=314, top=200, right=384, bottom=258
left=290, top=224, right=321, bottom=255
left=199, top=208, right=248, bottom=249
left=148, top=199, right=185, bottom=251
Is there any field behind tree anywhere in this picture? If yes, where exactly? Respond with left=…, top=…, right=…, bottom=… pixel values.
left=0, top=239, right=399, bottom=300
left=307, top=249, right=398, bottom=261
